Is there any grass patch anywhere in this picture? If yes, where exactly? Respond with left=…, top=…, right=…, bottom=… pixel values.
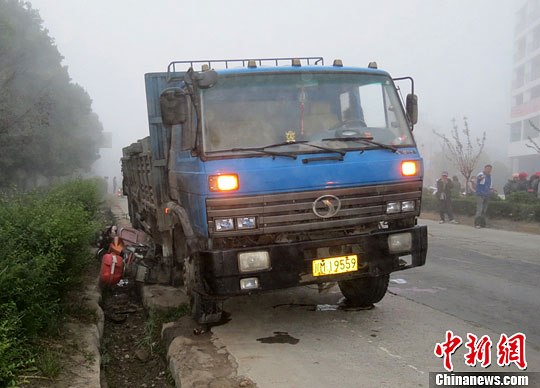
left=36, top=350, right=62, bottom=378
left=139, top=304, right=190, bottom=355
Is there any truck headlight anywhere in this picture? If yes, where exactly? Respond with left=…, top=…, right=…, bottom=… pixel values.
left=388, top=233, right=412, bottom=253
left=386, top=202, right=401, bottom=214
left=238, top=251, right=270, bottom=272
left=215, top=218, right=234, bottom=232
left=237, top=216, right=257, bottom=230
left=401, top=201, right=415, bottom=212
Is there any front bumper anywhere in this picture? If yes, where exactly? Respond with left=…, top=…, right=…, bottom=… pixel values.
left=199, top=225, right=427, bottom=297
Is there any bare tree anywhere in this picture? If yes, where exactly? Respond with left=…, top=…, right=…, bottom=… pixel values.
left=526, top=120, right=540, bottom=154
left=433, top=117, right=486, bottom=194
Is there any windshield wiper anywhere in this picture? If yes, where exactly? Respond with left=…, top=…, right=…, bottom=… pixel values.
left=302, top=142, right=346, bottom=156
left=206, top=146, right=298, bottom=159
left=261, top=141, right=346, bottom=156
left=206, top=140, right=346, bottom=159
left=321, top=136, right=397, bottom=152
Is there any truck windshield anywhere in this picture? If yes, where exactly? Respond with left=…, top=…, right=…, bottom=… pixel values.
left=201, top=72, right=414, bottom=154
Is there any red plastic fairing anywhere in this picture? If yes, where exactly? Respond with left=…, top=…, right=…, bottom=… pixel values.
left=100, top=253, right=124, bottom=285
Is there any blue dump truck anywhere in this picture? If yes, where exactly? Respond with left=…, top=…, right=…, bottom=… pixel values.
left=122, top=57, right=427, bottom=323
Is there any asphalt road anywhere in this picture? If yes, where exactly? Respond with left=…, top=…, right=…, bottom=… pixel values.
left=211, top=219, right=540, bottom=388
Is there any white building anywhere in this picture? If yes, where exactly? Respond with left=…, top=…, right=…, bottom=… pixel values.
left=510, top=0, right=540, bottom=173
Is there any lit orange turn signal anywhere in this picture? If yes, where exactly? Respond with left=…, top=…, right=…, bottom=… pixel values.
left=209, top=174, right=239, bottom=192
left=401, top=161, right=417, bottom=176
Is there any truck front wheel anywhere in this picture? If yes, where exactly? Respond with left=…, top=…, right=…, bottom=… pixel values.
left=191, top=292, right=223, bottom=325
left=338, top=275, right=389, bottom=307
left=183, top=254, right=223, bottom=324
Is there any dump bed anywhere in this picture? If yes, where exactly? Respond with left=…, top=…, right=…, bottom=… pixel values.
left=122, top=71, right=184, bottom=236
left=122, top=137, right=156, bottom=232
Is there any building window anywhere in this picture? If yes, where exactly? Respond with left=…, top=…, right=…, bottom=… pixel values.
left=516, top=37, right=527, bottom=60
left=531, top=85, right=540, bottom=100
left=511, top=121, right=522, bottom=142
left=514, top=66, right=525, bottom=89
left=532, top=55, right=540, bottom=81
left=529, top=0, right=540, bottom=24
left=524, top=116, right=540, bottom=138
left=515, top=93, right=524, bottom=106
left=533, top=25, right=540, bottom=52
left=516, top=5, right=527, bottom=33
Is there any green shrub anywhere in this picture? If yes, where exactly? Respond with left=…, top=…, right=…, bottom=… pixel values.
left=451, top=197, right=477, bottom=216
left=0, top=179, right=102, bottom=386
left=506, top=191, right=540, bottom=205
left=421, top=189, right=540, bottom=222
left=0, top=303, right=32, bottom=387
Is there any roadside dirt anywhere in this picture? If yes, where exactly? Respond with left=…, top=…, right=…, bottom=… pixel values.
left=100, top=282, right=175, bottom=388
left=420, top=211, right=540, bottom=234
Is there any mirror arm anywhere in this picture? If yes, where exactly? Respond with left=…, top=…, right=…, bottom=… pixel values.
left=393, top=76, right=417, bottom=130
left=392, top=76, right=414, bottom=95
left=183, top=68, right=203, bottom=156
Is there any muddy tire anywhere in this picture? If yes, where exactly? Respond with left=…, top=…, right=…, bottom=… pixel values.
left=338, top=275, right=389, bottom=307
left=191, top=292, right=223, bottom=324
left=183, top=254, right=223, bottom=324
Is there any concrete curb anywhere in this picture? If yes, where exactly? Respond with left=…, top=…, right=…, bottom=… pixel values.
left=162, top=317, right=256, bottom=388
left=63, top=274, right=105, bottom=388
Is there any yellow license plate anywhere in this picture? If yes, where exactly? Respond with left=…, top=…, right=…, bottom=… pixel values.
left=312, top=255, right=358, bottom=277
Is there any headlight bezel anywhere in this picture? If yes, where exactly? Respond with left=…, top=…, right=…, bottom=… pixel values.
left=236, top=216, right=257, bottom=230
left=214, top=217, right=235, bottom=232
left=386, top=202, right=401, bottom=214
left=238, top=251, right=270, bottom=273
left=388, top=232, right=413, bottom=253
left=401, top=200, right=416, bottom=212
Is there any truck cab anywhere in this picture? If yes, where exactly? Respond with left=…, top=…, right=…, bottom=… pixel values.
left=122, top=57, right=427, bottom=323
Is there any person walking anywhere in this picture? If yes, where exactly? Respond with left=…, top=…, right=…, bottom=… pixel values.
left=517, top=172, right=530, bottom=192
left=436, top=171, right=458, bottom=224
left=503, top=173, right=519, bottom=198
left=467, top=176, right=476, bottom=196
left=475, top=164, right=492, bottom=229
left=451, top=175, right=462, bottom=197
left=532, top=172, right=540, bottom=198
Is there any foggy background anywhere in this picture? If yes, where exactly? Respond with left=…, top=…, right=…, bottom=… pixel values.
left=28, top=0, right=515, bottom=187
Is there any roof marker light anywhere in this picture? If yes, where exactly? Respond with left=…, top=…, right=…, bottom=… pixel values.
left=247, top=60, right=257, bottom=68
left=333, top=59, right=343, bottom=67
left=368, top=61, right=378, bottom=69
left=292, top=58, right=301, bottom=67
left=201, top=64, right=209, bottom=71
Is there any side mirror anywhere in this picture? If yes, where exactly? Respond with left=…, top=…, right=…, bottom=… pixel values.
left=194, top=69, right=218, bottom=89
left=160, top=87, right=187, bottom=125
left=406, top=93, right=418, bottom=125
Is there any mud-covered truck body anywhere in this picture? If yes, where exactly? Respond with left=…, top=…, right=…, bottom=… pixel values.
left=122, top=57, right=427, bottom=323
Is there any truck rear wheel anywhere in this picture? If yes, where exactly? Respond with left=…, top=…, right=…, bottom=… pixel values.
left=338, top=275, right=389, bottom=307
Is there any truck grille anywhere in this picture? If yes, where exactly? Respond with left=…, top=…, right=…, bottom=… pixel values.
left=206, top=181, right=422, bottom=236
